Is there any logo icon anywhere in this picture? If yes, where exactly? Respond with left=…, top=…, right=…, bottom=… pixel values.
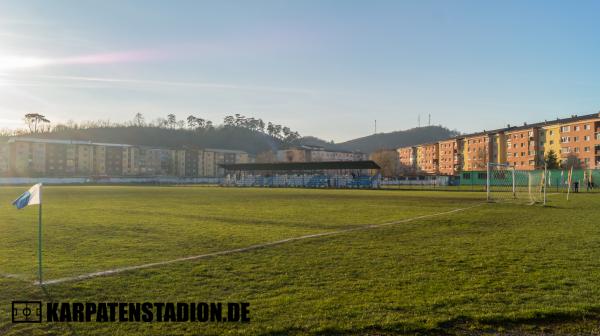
left=12, top=301, right=42, bottom=323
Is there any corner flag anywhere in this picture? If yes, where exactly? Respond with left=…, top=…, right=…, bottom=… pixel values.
left=12, top=183, right=44, bottom=285
left=12, top=183, right=42, bottom=209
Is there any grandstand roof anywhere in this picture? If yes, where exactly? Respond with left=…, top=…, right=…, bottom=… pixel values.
left=220, top=160, right=380, bottom=171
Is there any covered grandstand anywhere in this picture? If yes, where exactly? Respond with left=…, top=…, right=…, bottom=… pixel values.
left=220, top=161, right=381, bottom=188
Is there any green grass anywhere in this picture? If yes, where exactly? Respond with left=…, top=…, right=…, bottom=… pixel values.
left=1, top=186, right=599, bottom=335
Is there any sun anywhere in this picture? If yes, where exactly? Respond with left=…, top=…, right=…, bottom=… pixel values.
left=0, top=54, right=50, bottom=71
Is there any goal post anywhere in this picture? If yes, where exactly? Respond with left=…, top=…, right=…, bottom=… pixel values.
left=486, top=162, right=547, bottom=204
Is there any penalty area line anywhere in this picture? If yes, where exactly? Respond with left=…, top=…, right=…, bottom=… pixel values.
left=40, top=203, right=483, bottom=286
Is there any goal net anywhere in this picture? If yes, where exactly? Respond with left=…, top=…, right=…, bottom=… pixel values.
left=486, top=163, right=547, bottom=204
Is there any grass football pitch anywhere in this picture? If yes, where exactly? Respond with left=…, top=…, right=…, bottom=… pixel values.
left=1, top=186, right=600, bottom=335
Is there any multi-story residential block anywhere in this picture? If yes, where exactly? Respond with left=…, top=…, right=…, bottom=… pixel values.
left=105, top=145, right=124, bottom=176
left=416, top=143, right=439, bottom=174
left=77, top=144, right=95, bottom=175
left=184, top=148, right=200, bottom=177
left=462, top=133, right=492, bottom=171
left=505, top=126, right=540, bottom=170
left=438, top=138, right=462, bottom=175
left=94, top=145, right=107, bottom=175
left=397, top=146, right=416, bottom=171
left=6, top=138, right=94, bottom=176
left=200, top=150, right=216, bottom=177
left=45, top=142, right=68, bottom=176
left=30, top=142, right=47, bottom=175
left=556, top=114, right=600, bottom=168
left=1, top=137, right=249, bottom=178
left=175, top=150, right=186, bottom=177
left=277, top=146, right=367, bottom=163
left=0, top=141, right=9, bottom=176
left=490, top=131, right=507, bottom=165
left=539, top=124, right=561, bottom=161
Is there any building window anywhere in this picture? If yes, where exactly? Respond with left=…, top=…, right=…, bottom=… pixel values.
left=584, top=147, right=590, bottom=152
left=574, top=126, right=580, bottom=131
left=584, top=124, right=591, bottom=130
left=584, top=135, right=590, bottom=141
left=561, top=126, right=570, bottom=132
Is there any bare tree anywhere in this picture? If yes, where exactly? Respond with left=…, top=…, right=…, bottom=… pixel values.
left=370, top=149, right=400, bottom=177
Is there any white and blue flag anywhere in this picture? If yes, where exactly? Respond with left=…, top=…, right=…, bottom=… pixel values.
left=12, top=183, right=42, bottom=210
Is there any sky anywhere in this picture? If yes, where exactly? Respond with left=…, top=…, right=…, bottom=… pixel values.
left=0, top=0, right=599, bottom=142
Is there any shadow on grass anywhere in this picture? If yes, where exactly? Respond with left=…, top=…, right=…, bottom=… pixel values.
left=259, top=309, right=600, bottom=336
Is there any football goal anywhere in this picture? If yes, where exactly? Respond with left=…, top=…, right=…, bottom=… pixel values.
left=486, top=163, right=548, bottom=205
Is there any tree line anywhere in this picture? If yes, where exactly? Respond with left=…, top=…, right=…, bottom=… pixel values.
left=5, top=112, right=302, bottom=146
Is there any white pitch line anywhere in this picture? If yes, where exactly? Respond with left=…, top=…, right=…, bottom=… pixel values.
left=40, top=203, right=483, bottom=286
left=0, top=273, right=28, bottom=280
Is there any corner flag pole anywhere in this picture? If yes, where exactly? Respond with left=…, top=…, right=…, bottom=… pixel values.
left=38, top=187, right=43, bottom=286
left=11, top=183, right=43, bottom=285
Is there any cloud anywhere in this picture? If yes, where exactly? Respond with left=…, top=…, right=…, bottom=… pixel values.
left=19, top=74, right=318, bottom=95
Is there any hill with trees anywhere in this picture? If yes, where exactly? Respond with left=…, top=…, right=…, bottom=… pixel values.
left=333, top=126, right=460, bottom=153
left=2, top=113, right=460, bottom=155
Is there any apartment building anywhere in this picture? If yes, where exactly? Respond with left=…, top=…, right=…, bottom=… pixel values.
left=505, top=126, right=540, bottom=170
left=184, top=148, right=200, bottom=177
left=93, top=145, right=107, bottom=175
left=539, top=124, right=561, bottom=161
left=462, top=133, right=492, bottom=171
left=397, top=146, right=416, bottom=170
left=0, top=141, right=9, bottom=176
left=277, top=146, right=368, bottom=163
left=438, top=138, right=462, bottom=176
left=556, top=115, right=600, bottom=168
left=400, top=112, right=600, bottom=174
left=416, top=142, right=439, bottom=174
left=77, top=144, right=95, bottom=175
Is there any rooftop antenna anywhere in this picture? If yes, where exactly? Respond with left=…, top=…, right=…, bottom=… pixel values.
left=428, top=114, right=431, bottom=126
left=374, top=119, right=377, bottom=134
left=418, top=115, right=421, bottom=127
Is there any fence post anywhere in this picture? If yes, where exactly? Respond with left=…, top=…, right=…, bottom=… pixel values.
left=486, top=162, right=491, bottom=202
left=512, top=165, right=516, bottom=199
left=543, top=163, right=547, bottom=206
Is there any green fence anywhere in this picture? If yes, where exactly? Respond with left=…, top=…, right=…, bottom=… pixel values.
left=460, top=169, right=600, bottom=192
left=382, top=169, right=600, bottom=192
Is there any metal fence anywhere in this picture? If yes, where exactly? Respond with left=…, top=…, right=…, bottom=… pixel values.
left=381, top=168, right=600, bottom=193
